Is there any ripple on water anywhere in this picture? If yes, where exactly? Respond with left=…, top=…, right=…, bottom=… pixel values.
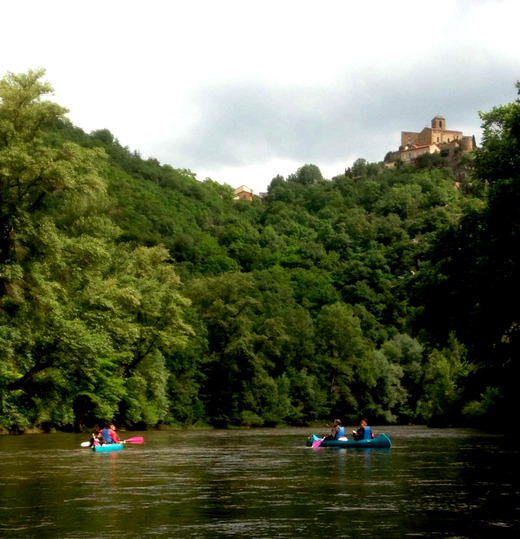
left=0, top=427, right=519, bottom=538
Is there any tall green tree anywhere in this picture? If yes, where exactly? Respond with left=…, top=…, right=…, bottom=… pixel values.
left=0, top=70, right=191, bottom=431
left=314, top=302, right=370, bottom=417
left=185, top=273, right=259, bottom=426
left=0, top=69, right=105, bottom=268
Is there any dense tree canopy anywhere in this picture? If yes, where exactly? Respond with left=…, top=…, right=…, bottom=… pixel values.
left=1, top=69, right=517, bottom=432
left=0, top=70, right=191, bottom=431
left=413, top=83, right=520, bottom=426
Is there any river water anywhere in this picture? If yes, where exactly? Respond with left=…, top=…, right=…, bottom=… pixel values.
left=0, top=426, right=518, bottom=538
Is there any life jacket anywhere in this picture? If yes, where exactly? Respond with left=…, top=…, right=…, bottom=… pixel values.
left=336, top=426, right=345, bottom=439
left=102, top=427, right=113, bottom=444
left=363, top=426, right=372, bottom=440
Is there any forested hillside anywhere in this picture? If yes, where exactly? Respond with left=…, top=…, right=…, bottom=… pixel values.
left=1, top=70, right=518, bottom=433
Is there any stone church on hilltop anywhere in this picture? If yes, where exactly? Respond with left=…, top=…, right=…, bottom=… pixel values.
left=401, top=114, right=474, bottom=150
left=386, top=114, right=475, bottom=165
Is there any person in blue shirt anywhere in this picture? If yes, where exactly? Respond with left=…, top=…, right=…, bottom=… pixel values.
left=352, top=419, right=374, bottom=441
left=323, top=419, right=346, bottom=441
left=101, top=423, right=121, bottom=444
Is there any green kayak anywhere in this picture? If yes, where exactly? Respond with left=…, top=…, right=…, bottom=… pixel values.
left=306, top=433, right=391, bottom=449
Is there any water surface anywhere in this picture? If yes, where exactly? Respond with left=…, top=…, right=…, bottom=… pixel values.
left=0, top=426, right=518, bottom=537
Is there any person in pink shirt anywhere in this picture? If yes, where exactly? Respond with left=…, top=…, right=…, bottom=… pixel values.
left=108, top=423, right=121, bottom=443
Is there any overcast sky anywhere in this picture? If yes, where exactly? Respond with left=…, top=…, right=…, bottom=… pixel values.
left=2, top=0, right=520, bottom=193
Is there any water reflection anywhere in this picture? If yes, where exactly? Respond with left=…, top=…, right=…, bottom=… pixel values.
left=0, top=427, right=518, bottom=538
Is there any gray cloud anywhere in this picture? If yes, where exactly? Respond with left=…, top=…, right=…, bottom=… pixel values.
left=5, top=1, right=518, bottom=191
left=157, top=55, right=518, bottom=181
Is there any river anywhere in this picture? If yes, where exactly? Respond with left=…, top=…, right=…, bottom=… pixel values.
left=0, top=426, right=518, bottom=538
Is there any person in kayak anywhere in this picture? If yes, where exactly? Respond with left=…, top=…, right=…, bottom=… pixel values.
left=352, top=419, right=374, bottom=441
left=89, top=428, right=104, bottom=448
left=323, top=419, right=346, bottom=441
left=101, top=423, right=121, bottom=444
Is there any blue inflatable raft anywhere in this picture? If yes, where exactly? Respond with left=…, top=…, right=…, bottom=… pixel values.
left=306, top=433, right=391, bottom=448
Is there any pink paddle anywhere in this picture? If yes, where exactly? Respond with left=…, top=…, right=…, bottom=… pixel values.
left=312, top=438, right=323, bottom=448
left=124, top=436, right=144, bottom=444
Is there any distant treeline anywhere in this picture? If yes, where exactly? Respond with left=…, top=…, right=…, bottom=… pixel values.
left=1, top=70, right=518, bottom=432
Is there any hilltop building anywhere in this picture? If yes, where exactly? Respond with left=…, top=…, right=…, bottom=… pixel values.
left=234, top=185, right=254, bottom=201
left=401, top=114, right=474, bottom=150
left=397, top=143, right=442, bottom=163
left=386, top=115, right=474, bottom=164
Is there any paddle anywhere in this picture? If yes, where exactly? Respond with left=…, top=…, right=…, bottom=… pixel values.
left=312, top=436, right=325, bottom=448
left=123, top=436, right=144, bottom=444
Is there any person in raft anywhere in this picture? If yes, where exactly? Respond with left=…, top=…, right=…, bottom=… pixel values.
left=323, top=419, right=347, bottom=441
left=89, top=428, right=104, bottom=448
left=352, top=419, right=374, bottom=441
left=101, top=423, right=121, bottom=444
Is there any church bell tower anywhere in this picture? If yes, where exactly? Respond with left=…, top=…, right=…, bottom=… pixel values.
left=431, top=115, right=446, bottom=130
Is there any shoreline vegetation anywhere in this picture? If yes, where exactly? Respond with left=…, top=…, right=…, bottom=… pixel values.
left=0, top=423, right=502, bottom=439
left=1, top=70, right=519, bottom=434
